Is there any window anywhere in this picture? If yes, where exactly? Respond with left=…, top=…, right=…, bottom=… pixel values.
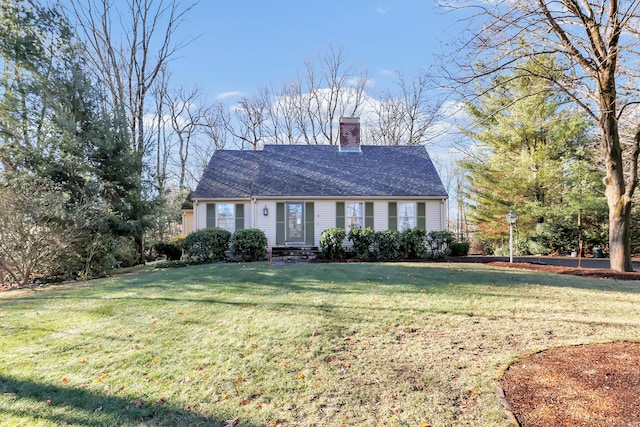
left=217, top=203, right=235, bottom=232
left=398, top=202, right=416, bottom=231
left=346, top=202, right=364, bottom=235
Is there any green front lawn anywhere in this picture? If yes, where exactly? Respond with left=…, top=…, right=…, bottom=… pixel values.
left=1, top=262, right=639, bottom=426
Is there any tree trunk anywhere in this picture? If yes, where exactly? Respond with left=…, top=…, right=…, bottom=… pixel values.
left=607, top=195, right=632, bottom=271
left=601, top=106, right=634, bottom=272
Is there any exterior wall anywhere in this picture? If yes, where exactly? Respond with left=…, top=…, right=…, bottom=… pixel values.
left=193, top=197, right=448, bottom=248
left=426, top=200, right=445, bottom=231
left=314, top=201, right=336, bottom=244
left=193, top=201, right=252, bottom=232
left=181, top=209, right=194, bottom=235
left=373, top=201, right=387, bottom=231
left=254, top=201, right=277, bottom=247
left=194, top=201, right=207, bottom=230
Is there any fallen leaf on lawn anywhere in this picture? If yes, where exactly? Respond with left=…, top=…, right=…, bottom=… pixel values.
left=240, top=398, right=249, bottom=405
left=131, top=399, right=143, bottom=408
left=94, top=407, right=103, bottom=412
left=420, top=423, right=431, bottom=427
left=62, top=377, right=68, bottom=383
left=224, top=419, right=238, bottom=427
left=45, top=399, right=52, bottom=406
left=156, top=398, right=165, bottom=405
left=298, top=373, right=306, bottom=379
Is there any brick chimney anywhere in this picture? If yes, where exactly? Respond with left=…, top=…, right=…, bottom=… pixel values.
left=339, top=117, right=361, bottom=152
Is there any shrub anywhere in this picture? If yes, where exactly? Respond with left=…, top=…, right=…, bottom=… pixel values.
left=230, top=229, right=268, bottom=262
left=153, top=260, right=202, bottom=269
left=320, top=228, right=346, bottom=260
left=425, top=230, right=455, bottom=259
left=374, top=230, right=401, bottom=260
left=113, top=236, right=139, bottom=267
left=348, top=227, right=375, bottom=260
left=449, top=241, right=470, bottom=257
left=399, top=228, right=427, bottom=259
left=182, top=228, right=231, bottom=262
left=153, top=241, right=182, bottom=261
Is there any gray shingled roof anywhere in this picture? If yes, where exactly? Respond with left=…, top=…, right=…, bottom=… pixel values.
left=192, top=150, right=261, bottom=199
left=192, top=145, right=447, bottom=199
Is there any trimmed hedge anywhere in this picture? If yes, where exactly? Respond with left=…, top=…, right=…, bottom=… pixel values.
left=182, top=228, right=231, bottom=262
left=374, top=230, right=401, bottom=260
left=449, top=241, right=470, bottom=256
left=348, top=227, right=375, bottom=260
left=230, top=229, right=268, bottom=261
left=320, top=228, right=346, bottom=260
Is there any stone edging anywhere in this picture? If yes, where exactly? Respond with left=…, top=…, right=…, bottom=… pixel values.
left=494, top=382, right=521, bottom=426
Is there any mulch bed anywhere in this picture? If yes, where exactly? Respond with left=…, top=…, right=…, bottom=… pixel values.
left=486, top=261, right=640, bottom=281
left=488, top=261, right=640, bottom=426
left=499, top=342, right=640, bottom=427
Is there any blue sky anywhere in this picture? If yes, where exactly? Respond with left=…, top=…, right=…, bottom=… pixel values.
left=173, top=1, right=463, bottom=100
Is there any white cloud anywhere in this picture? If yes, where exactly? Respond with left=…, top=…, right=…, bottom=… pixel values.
left=216, top=91, right=246, bottom=100
left=439, top=100, right=468, bottom=121
left=378, top=68, right=397, bottom=77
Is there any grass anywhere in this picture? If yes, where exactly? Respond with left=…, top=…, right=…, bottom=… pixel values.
left=1, top=262, right=640, bottom=426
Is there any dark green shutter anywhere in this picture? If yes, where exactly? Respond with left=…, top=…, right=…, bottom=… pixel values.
left=365, top=202, right=374, bottom=229
left=336, top=202, right=345, bottom=229
left=417, top=202, right=426, bottom=230
left=235, top=204, right=245, bottom=230
left=206, top=203, right=216, bottom=228
left=305, top=202, right=314, bottom=245
left=276, top=203, right=285, bottom=245
left=388, top=202, right=397, bottom=231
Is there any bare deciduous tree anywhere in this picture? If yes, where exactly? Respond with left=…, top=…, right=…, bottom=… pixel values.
left=447, top=0, right=640, bottom=271
left=299, top=47, right=368, bottom=144
left=368, top=71, right=443, bottom=146
left=165, top=86, right=212, bottom=187
left=70, top=0, right=196, bottom=156
left=230, top=90, right=270, bottom=150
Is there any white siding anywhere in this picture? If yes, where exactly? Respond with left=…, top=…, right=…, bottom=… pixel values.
left=241, top=202, right=252, bottom=230
left=314, top=201, right=336, bottom=245
left=194, top=197, right=447, bottom=247
left=373, top=201, right=388, bottom=231
left=426, top=200, right=444, bottom=231
left=194, top=202, right=207, bottom=230
left=255, top=201, right=277, bottom=247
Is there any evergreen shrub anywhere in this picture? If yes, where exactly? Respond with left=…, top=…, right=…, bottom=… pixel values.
left=230, top=229, right=268, bottom=261
left=320, top=228, right=346, bottom=259
left=182, top=228, right=231, bottom=262
left=373, top=230, right=401, bottom=260
left=348, top=227, right=375, bottom=259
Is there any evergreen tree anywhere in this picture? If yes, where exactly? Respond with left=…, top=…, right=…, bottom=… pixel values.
left=459, top=57, right=607, bottom=254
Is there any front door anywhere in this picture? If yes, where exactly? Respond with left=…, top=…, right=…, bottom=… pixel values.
left=286, top=202, right=304, bottom=243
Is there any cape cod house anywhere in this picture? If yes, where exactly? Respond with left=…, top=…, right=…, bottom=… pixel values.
left=189, top=117, right=448, bottom=249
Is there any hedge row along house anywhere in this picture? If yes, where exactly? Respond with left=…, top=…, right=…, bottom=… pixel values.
left=187, top=117, right=448, bottom=250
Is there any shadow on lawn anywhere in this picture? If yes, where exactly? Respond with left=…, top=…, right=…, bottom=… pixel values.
left=10, top=261, right=640, bottom=300
left=0, top=374, right=259, bottom=426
